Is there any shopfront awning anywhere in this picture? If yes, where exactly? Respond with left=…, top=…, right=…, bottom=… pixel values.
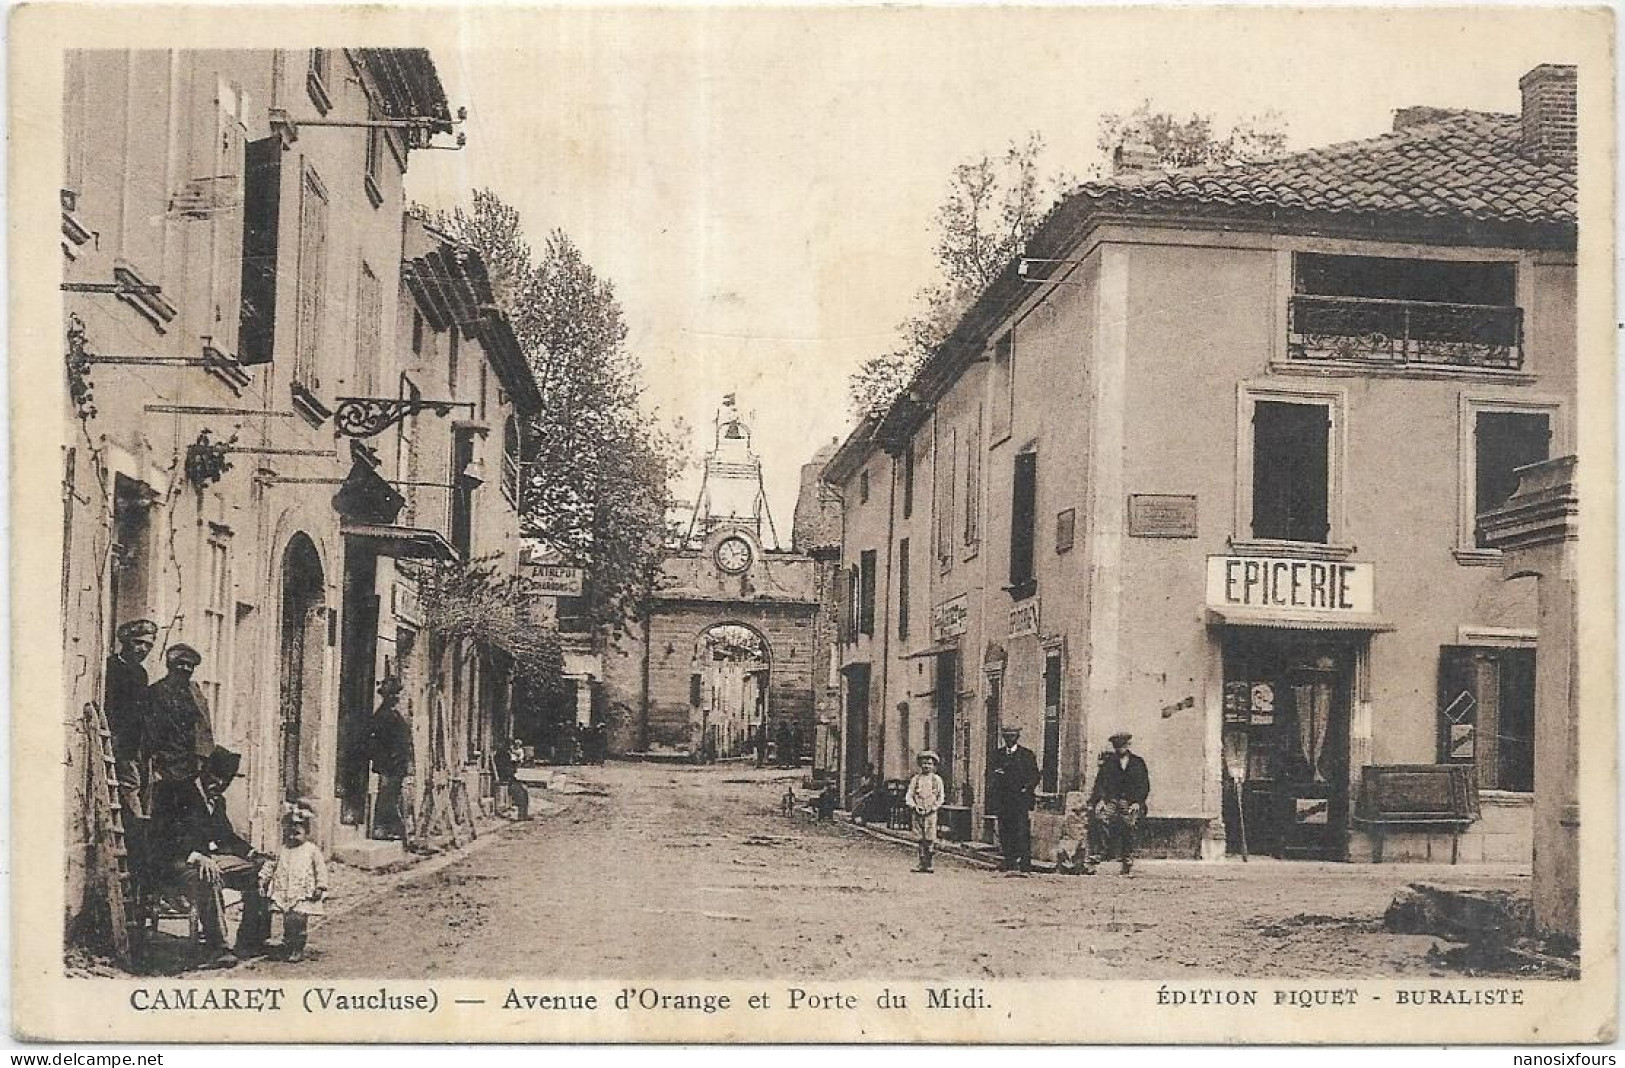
left=1205, top=607, right=1395, bottom=632
left=342, top=522, right=458, bottom=561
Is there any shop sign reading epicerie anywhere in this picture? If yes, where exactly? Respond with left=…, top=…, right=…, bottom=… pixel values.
left=1206, top=555, right=1374, bottom=613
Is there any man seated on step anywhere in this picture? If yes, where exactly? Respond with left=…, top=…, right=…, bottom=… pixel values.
left=148, top=745, right=271, bottom=963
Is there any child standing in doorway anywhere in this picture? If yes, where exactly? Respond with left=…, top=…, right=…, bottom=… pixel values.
left=905, top=751, right=945, bottom=874
left=259, top=801, right=329, bottom=962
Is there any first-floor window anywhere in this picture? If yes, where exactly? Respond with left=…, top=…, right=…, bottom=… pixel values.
left=1474, top=411, right=1551, bottom=547
left=1438, top=645, right=1535, bottom=792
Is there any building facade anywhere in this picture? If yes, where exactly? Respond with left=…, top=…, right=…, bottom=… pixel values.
left=828, top=65, right=1577, bottom=864
left=61, top=48, right=536, bottom=925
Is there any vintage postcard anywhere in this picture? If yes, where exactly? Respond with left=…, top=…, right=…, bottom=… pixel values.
left=10, top=3, right=1618, bottom=1045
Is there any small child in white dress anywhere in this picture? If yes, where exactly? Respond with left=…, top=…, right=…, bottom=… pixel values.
left=259, top=802, right=328, bottom=962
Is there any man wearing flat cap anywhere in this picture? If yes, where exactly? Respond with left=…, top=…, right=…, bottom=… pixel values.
left=144, top=644, right=215, bottom=784
left=1089, top=732, right=1151, bottom=873
left=148, top=746, right=270, bottom=960
left=988, top=725, right=1041, bottom=875
left=105, top=620, right=157, bottom=817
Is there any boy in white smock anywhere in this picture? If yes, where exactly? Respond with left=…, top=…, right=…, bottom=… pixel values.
left=905, top=751, right=946, bottom=873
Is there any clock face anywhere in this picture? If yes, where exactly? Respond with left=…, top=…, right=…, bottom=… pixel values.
left=715, top=536, right=753, bottom=574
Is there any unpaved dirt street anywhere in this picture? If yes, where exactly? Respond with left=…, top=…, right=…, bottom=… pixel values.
left=248, top=762, right=1530, bottom=979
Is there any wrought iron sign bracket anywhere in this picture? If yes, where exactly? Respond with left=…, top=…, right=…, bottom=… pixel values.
left=268, top=106, right=467, bottom=150
left=332, top=396, right=475, bottom=439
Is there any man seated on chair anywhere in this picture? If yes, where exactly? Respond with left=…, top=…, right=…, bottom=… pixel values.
left=148, top=745, right=270, bottom=962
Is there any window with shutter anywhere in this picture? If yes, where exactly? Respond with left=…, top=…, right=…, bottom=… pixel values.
left=990, top=331, right=1014, bottom=443
left=963, top=408, right=982, bottom=549
left=896, top=539, right=911, bottom=641
left=237, top=136, right=282, bottom=365
left=205, top=78, right=247, bottom=355
left=354, top=261, right=381, bottom=396
left=1474, top=412, right=1551, bottom=547
left=858, top=550, right=877, bottom=636
left=1251, top=401, right=1330, bottom=543
left=1009, top=450, right=1038, bottom=598
left=936, top=426, right=957, bottom=571
left=293, top=167, right=328, bottom=392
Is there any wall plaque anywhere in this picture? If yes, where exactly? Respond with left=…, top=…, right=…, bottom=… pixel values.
left=1055, top=508, right=1076, bottom=553
left=1128, top=494, right=1198, bottom=538
left=931, top=593, right=969, bottom=642
left=1008, top=598, right=1040, bottom=639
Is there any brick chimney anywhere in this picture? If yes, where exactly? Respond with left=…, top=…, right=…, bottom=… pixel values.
left=1519, top=64, right=1577, bottom=162
left=1112, top=135, right=1160, bottom=175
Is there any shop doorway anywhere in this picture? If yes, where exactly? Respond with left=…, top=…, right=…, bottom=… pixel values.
left=1220, top=630, right=1358, bottom=860
left=277, top=535, right=327, bottom=802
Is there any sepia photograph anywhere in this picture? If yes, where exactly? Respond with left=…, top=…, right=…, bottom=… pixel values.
left=11, top=2, right=1617, bottom=1045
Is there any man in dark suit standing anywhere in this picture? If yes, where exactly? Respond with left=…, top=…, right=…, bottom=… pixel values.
left=148, top=746, right=269, bottom=961
left=1090, top=731, right=1151, bottom=873
left=988, top=725, right=1040, bottom=875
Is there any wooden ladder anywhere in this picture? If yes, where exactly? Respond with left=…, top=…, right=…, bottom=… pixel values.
left=84, top=701, right=138, bottom=968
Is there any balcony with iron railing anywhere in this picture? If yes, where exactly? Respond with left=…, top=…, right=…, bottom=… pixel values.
left=1287, top=295, right=1524, bottom=372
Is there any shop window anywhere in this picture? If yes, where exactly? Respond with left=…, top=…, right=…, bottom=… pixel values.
left=1251, top=400, right=1330, bottom=543
left=990, top=330, right=1014, bottom=444
left=1041, top=648, right=1062, bottom=794
left=1289, top=253, right=1521, bottom=370
left=237, top=136, right=283, bottom=366
left=556, top=594, right=589, bottom=634
left=1474, top=411, right=1551, bottom=547
left=1438, top=646, right=1535, bottom=792
left=896, top=538, right=911, bottom=640
left=858, top=549, right=877, bottom=636
left=1008, top=450, right=1038, bottom=600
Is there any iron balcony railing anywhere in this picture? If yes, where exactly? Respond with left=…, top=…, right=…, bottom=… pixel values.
left=1288, top=295, right=1524, bottom=371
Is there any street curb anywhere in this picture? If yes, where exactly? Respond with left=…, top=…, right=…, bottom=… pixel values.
left=845, top=818, right=1004, bottom=871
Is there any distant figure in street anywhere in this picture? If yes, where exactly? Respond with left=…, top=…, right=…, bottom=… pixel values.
left=905, top=751, right=946, bottom=873
left=493, top=738, right=529, bottom=820
left=753, top=722, right=767, bottom=768
left=366, top=676, right=414, bottom=840
left=105, top=620, right=157, bottom=882
left=988, top=725, right=1040, bottom=875
left=148, top=746, right=269, bottom=963
left=259, top=801, right=328, bottom=962
left=1090, top=732, right=1151, bottom=874
left=144, top=644, right=215, bottom=785
left=774, top=720, right=795, bottom=768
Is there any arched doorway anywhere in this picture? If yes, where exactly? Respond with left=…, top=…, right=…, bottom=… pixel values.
left=278, top=534, right=327, bottom=802
left=692, top=623, right=771, bottom=762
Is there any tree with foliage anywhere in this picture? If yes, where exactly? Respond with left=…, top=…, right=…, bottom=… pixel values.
left=849, top=134, right=1072, bottom=418
left=849, top=110, right=1287, bottom=419
left=429, top=190, right=686, bottom=637
left=1094, top=102, right=1288, bottom=172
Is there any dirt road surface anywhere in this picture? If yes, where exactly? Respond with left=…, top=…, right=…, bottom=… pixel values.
left=244, top=762, right=1530, bottom=979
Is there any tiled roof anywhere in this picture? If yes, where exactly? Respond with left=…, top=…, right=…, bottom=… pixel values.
left=1062, top=108, right=1575, bottom=227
